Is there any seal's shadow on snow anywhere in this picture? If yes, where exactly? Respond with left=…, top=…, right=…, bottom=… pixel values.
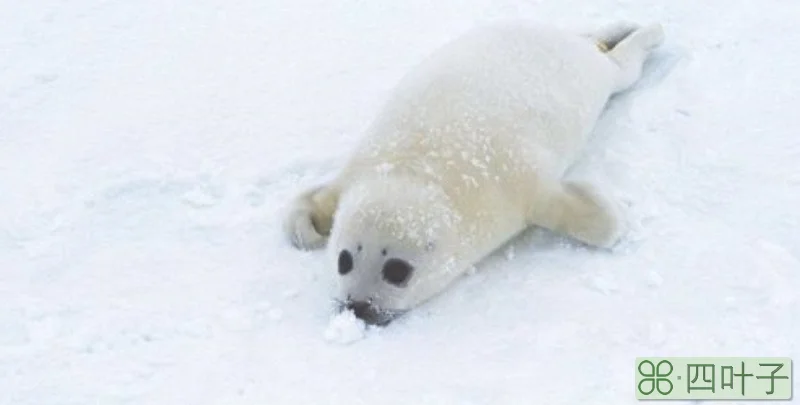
left=594, top=43, right=685, bottom=143
left=627, top=44, right=684, bottom=93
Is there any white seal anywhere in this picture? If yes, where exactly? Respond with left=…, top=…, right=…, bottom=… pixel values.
left=283, top=20, right=665, bottom=325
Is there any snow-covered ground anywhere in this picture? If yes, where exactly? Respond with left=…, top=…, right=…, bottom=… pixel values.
left=2, top=0, right=798, bottom=404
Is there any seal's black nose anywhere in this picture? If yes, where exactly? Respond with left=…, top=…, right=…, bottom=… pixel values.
left=346, top=300, right=376, bottom=321
left=345, top=300, right=393, bottom=326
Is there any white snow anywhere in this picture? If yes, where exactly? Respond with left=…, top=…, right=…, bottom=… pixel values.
left=323, top=310, right=367, bottom=345
left=2, top=1, right=799, bottom=404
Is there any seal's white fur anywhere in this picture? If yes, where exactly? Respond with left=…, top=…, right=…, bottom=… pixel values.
left=283, top=20, right=665, bottom=314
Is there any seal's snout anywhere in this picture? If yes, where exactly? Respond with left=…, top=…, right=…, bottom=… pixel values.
left=344, top=300, right=394, bottom=326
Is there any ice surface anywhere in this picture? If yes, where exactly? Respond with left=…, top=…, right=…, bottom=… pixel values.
left=1, top=0, right=799, bottom=404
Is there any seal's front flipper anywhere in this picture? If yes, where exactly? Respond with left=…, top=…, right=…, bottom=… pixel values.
left=528, top=180, right=626, bottom=249
left=282, top=184, right=341, bottom=250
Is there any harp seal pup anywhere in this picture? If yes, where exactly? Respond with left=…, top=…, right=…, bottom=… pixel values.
left=282, top=20, right=665, bottom=325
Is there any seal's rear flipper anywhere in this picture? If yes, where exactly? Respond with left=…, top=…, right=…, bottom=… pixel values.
left=586, top=21, right=641, bottom=53
left=603, top=23, right=666, bottom=94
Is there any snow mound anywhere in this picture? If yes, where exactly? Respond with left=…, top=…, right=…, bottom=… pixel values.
left=323, top=310, right=367, bottom=344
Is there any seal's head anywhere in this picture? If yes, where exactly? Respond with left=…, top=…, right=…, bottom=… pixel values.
left=328, top=175, right=463, bottom=326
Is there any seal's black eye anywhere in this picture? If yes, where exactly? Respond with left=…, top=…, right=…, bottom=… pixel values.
left=338, top=249, right=353, bottom=275
left=382, top=258, right=413, bottom=287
